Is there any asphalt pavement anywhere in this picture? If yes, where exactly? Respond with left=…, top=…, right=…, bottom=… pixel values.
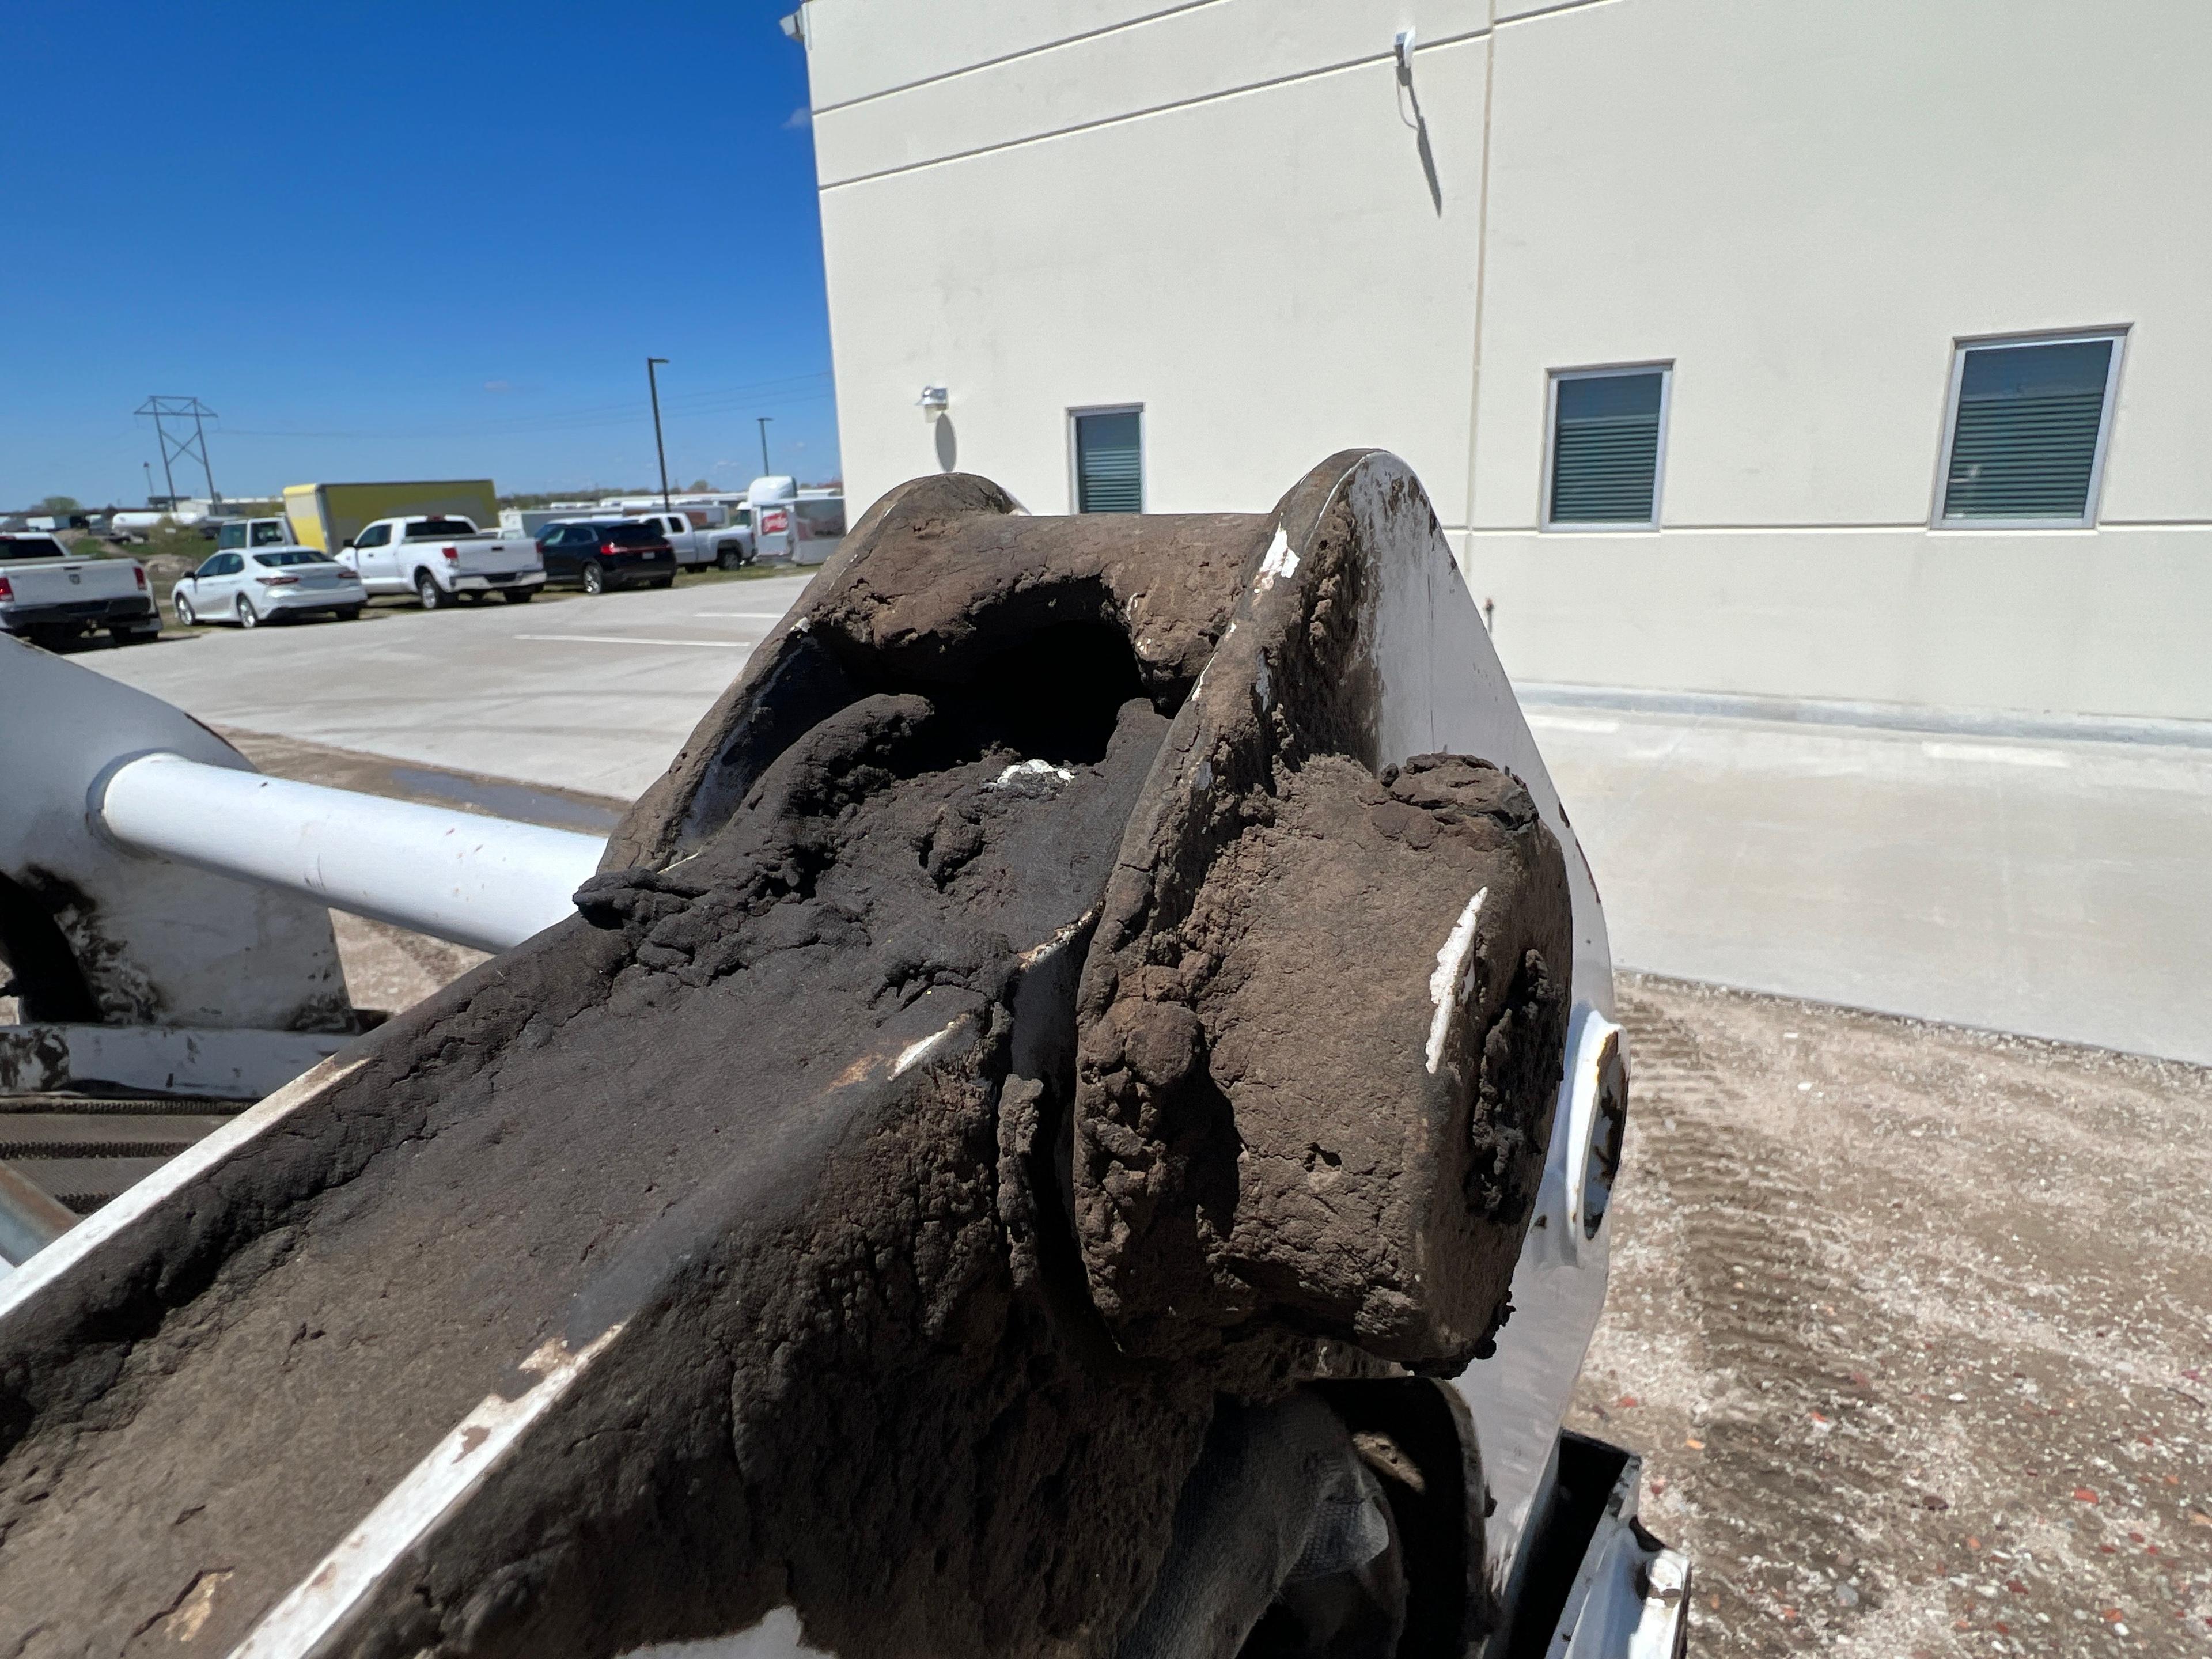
left=78, top=584, right=2212, bottom=1063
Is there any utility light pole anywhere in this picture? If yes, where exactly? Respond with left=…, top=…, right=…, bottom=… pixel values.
left=646, top=358, right=672, bottom=512
left=756, top=416, right=773, bottom=479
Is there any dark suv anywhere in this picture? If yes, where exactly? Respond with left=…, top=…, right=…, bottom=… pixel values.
left=536, top=520, right=677, bottom=595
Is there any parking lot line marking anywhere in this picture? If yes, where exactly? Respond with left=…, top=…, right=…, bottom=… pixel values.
left=1922, top=741, right=2068, bottom=768
left=511, top=634, right=753, bottom=650
left=1525, top=713, right=1621, bottom=734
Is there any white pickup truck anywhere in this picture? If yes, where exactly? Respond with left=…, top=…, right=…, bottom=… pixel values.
left=0, top=533, right=160, bottom=647
left=334, top=516, right=546, bottom=610
left=619, top=510, right=752, bottom=571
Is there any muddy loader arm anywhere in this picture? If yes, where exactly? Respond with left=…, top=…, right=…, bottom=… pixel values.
left=0, top=453, right=1682, bottom=1658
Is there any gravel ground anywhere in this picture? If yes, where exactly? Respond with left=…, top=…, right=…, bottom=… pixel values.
left=325, top=911, right=486, bottom=1021
left=1574, top=975, right=2212, bottom=1657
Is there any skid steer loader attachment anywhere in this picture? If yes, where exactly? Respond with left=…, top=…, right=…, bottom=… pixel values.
left=0, top=452, right=1675, bottom=1658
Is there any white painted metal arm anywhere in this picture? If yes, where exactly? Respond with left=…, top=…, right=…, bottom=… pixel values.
left=93, top=752, right=607, bottom=955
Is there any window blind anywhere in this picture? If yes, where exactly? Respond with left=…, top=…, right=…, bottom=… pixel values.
left=1941, top=339, right=2113, bottom=521
left=1550, top=371, right=1664, bottom=524
left=1075, top=410, right=1142, bottom=514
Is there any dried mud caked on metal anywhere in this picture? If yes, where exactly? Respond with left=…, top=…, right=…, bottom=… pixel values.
left=0, top=454, right=1569, bottom=1659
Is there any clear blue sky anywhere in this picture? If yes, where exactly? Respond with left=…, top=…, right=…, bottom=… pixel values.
left=1, top=2, right=835, bottom=507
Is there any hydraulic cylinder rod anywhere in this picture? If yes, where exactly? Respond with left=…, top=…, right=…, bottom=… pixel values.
left=0, top=1162, right=75, bottom=1270
left=93, top=751, right=607, bottom=954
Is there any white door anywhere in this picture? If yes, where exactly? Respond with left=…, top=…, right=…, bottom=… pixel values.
left=351, top=522, right=398, bottom=589
left=181, top=552, right=224, bottom=616
left=200, top=551, right=247, bottom=618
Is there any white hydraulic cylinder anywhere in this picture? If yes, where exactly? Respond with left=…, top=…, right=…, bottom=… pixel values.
left=94, top=752, right=608, bottom=955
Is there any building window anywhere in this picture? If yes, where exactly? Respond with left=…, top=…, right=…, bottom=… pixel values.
left=1545, top=366, right=1670, bottom=529
left=1937, top=332, right=2123, bottom=527
left=1072, top=406, right=1143, bottom=513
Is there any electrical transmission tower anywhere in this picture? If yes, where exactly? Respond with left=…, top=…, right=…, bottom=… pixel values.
left=135, top=396, right=221, bottom=504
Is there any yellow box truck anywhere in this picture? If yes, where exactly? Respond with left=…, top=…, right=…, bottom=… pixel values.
left=282, top=481, right=499, bottom=555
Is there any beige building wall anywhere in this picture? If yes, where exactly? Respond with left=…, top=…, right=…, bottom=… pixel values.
left=797, top=0, right=2212, bottom=720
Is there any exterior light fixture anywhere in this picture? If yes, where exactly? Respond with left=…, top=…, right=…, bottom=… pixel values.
left=918, top=385, right=949, bottom=421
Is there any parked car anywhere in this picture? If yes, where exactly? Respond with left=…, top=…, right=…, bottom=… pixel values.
left=171, top=547, right=368, bottom=629
left=506, top=505, right=752, bottom=570
left=720, top=503, right=757, bottom=566
left=214, top=518, right=301, bottom=553
left=0, top=532, right=159, bottom=647
left=620, top=510, right=751, bottom=571
left=334, top=516, right=545, bottom=609
left=647, top=501, right=760, bottom=567
left=535, top=520, right=677, bottom=594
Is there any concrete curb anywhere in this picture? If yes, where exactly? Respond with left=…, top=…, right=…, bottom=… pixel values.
left=1515, top=681, right=2212, bottom=751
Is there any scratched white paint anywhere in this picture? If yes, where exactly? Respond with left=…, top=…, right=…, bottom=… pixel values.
left=1255, top=527, right=1299, bottom=590
left=232, top=1324, right=626, bottom=1659
left=1424, top=888, right=1488, bottom=1075
left=1190, top=619, right=1238, bottom=700
left=1018, top=915, right=1091, bottom=968
left=892, top=1018, right=964, bottom=1078
left=988, top=758, right=1073, bottom=789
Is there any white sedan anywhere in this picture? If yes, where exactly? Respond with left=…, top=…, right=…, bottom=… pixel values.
left=172, top=547, right=368, bottom=629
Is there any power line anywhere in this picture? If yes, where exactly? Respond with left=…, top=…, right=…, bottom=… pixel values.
left=210, top=372, right=836, bottom=442
left=212, top=394, right=839, bottom=444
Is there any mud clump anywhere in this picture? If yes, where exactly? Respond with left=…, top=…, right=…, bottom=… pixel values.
left=1075, top=753, right=1571, bottom=1378
left=1071, top=469, right=1573, bottom=1383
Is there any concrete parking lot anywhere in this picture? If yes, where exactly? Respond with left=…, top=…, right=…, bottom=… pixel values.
left=86, top=571, right=816, bottom=800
